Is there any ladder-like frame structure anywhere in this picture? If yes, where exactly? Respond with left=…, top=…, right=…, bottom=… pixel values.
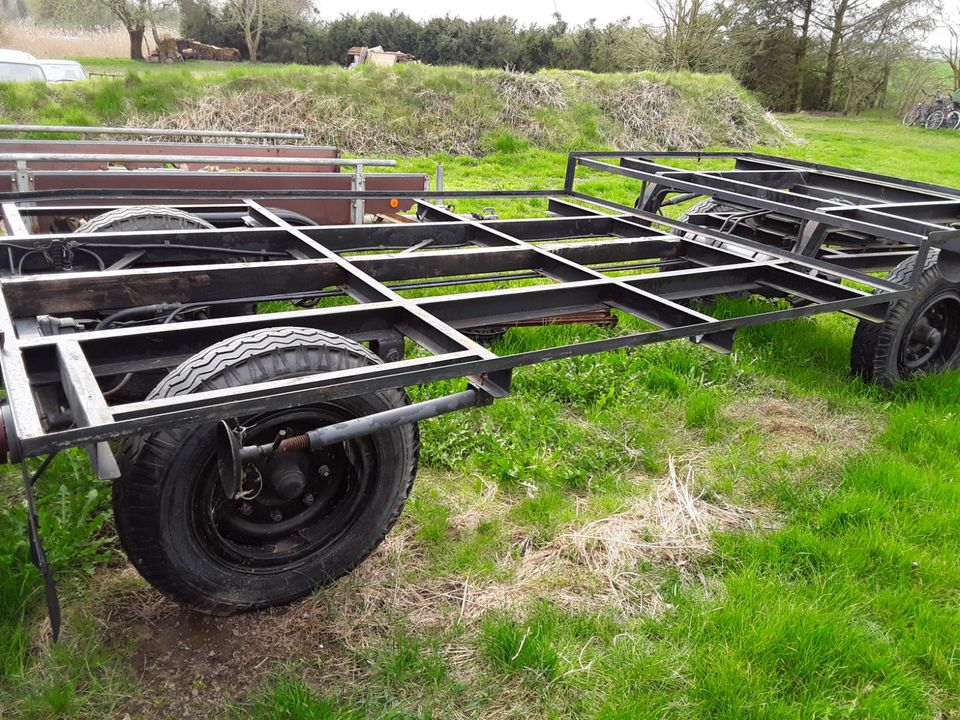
left=2, top=151, right=958, bottom=476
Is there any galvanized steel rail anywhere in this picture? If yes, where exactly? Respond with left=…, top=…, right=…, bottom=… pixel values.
left=0, top=124, right=306, bottom=141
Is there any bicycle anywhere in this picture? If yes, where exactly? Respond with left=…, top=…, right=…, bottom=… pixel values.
left=902, top=89, right=949, bottom=127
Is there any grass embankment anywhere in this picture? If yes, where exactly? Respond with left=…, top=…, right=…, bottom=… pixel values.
left=0, top=61, right=781, bottom=155
left=0, top=89, right=959, bottom=718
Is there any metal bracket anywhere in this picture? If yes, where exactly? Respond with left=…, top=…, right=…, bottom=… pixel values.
left=351, top=164, right=366, bottom=225
left=370, top=335, right=405, bottom=363
left=216, top=420, right=244, bottom=499
left=938, top=250, right=960, bottom=283
left=21, top=455, right=61, bottom=643
left=14, top=160, right=31, bottom=193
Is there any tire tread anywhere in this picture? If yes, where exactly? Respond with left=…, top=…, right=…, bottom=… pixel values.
left=114, top=327, right=418, bottom=614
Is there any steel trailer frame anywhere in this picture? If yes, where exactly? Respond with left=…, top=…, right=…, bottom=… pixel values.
left=2, top=150, right=958, bottom=477
left=3, top=149, right=960, bottom=639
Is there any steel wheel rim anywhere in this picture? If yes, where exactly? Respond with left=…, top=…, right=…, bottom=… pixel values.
left=190, top=405, right=376, bottom=571
left=899, top=291, right=960, bottom=374
left=925, top=111, right=943, bottom=129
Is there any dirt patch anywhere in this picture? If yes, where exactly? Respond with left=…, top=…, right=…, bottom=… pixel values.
left=724, top=393, right=874, bottom=456
left=80, top=526, right=463, bottom=718
left=81, top=567, right=352, bottom=719
left=67, top=456, right=771, bottom=716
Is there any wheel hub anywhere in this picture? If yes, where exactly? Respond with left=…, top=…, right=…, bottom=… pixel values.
left=194, top=407, right=373, bottom=568
left=900, top=293, right=960, bottom=372
left=264, top=453, right=309, bottom=501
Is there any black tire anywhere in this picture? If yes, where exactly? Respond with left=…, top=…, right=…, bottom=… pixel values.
left=463, top=326, right=507, bottom=346
left=944, top=110, right=960, bottom=131
left=851, top=250, right=960, bottom=384
left=74, top=205, right=216, bottom=234
left=902, top=107, right=920, bottom=126
left=679, top=199, right=776, bottom=262
left=78, top=206, right=255, bottom=400
left=924, top=111, right=944, bottom=130
left=113, top=327, right=420, bottom=614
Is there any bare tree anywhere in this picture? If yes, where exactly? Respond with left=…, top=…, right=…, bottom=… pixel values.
left=93, top=0, right=162, bottom=59
left=815, top=0, right=932, bottom=110
left=936, top=21, right=960, bottom=91
left=0, top=0, right=28, bottom=19
left=651, top=0, right=733, bottom=71
left=818, top=0, right=857, bottom=109
left=222, top=0, right=308, bottom=62
left=224, top=0, right=267, bottom=62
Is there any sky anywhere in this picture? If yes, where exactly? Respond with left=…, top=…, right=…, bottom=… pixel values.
left=314, top=1, right=659, bottom=28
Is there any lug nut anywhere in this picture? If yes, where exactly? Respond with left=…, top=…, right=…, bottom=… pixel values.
left=319, top=465, right=331, bottom=479
left=269, top=509, right=283, bottom=522
left=239, top=502, right=253, bottom=516
left=303, top=493, right=315, bottom=506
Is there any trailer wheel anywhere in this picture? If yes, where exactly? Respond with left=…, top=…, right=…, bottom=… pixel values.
left=78, top=206, right=256, bottom=400
left=75, top=205, right=254, bottom=313
left=851, top=250, right=960, bottom=383
left=74, top=205, right=216, bottom=235
left=113, top=326, right=419, bottom=614
left=679, top=199, right=775, bottom=262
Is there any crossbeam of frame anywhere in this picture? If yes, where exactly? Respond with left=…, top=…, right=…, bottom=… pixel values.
left=0, top=202, right=910, bottom=458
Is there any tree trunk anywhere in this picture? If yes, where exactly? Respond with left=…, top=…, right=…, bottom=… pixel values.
left=878, top=59, right=891, bottom=110
left=129, top=28, right=146, bottom=61
left=792, top=0, right=813, bottom=112
left=820, top=0, right=849, bottom=110
left=245, top=30, right=257, bottom=62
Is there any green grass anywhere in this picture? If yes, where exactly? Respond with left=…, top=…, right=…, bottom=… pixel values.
left=1, top=92, right=960, bottom=718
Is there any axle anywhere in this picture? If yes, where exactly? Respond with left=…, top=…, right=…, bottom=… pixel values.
left=217, top=388, right=487, bottom=499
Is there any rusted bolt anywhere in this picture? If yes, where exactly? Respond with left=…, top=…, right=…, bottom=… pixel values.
left=319, top=465, right=331, bottom=479
left=303, top=493, right=315, bottom=506
left=269, top=509, right=283, bottom=522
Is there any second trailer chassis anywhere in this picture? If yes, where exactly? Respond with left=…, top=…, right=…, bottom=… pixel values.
left=2, top=151, right=958, bottom=635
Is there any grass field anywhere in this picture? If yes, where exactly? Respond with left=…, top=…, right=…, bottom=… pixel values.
left=0, top=98, right=959, bottom=718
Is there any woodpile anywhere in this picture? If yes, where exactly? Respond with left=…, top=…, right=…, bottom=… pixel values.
left=175, top=39, right=241, bottom=62
left=149, top=37, right=182, bottom=64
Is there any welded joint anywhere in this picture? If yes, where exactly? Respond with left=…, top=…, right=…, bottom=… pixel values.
left=928, top=230, right=960, bottom=283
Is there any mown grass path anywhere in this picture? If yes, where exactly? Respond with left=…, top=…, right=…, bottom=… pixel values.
left=1, top=115, right=959, bottom=719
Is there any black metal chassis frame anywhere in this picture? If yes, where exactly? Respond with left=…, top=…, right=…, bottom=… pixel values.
left=2, top=151, right=959, bottom=477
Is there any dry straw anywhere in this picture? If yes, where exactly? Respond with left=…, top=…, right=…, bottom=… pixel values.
left=1, top=21, right=173, bottom=59
left=130, top=71, right=778, bottom=155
